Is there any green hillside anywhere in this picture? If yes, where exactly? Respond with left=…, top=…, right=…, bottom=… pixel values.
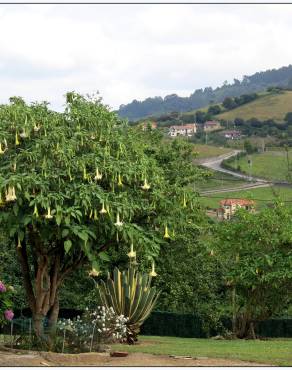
left=226, top=150, right=292, bottom=182
left=216, top=90, right=292, bottom=122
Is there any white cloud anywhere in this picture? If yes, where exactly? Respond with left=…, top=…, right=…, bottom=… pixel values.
left=0, top=4, right=291, bottom=110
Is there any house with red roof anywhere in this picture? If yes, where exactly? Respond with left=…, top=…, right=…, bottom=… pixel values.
left=217, top=198, right=255, bottom=220
left=141, top=121, right=158, bottom=131
left=203, top=120, right=221, bottom=132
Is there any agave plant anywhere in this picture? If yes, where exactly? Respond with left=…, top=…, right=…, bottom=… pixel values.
left=97, top=266, right=160, bottom=344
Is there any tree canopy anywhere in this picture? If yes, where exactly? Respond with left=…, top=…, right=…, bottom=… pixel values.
left=0, top=93, right=206, bottom=343
left=212, top=205, right=292, bottom=338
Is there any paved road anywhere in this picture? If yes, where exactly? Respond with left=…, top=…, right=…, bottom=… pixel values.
left=200, top=150, right=268, bottom=183
left=199, top=150, right=271, bottom=195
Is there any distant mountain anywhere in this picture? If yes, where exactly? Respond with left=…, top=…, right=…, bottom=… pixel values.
left=117, top=65, right=292, bottom=121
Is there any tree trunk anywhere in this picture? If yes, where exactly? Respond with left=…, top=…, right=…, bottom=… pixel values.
left=234, top=313, right=257, bottom=339
left=33, top=313, right=46, bottom=343
left=17, top=228, right=85, bottom=349
left=47, top=298, right=60, bottom=349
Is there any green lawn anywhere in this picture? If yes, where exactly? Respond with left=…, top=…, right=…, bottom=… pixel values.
left=228, top=150, right=292, bottom=182
left=200, top=185, right=292, bottom=209
left=196, top=170, right=247, bottom=191
left=113, top=335, right=292, bottom=366
left=193, top=144, right=232, bottom=159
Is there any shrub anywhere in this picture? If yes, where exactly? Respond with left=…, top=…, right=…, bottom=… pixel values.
left=0, top=280, right=14, bottom=326
left=56, top=306, right=127, bottom=353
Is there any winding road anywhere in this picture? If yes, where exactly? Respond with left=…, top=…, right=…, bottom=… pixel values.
left=198, top=150, right=270, bottom=195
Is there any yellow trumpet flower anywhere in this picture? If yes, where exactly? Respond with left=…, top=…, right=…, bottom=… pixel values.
left=33, top=123, right=40, bottom=132
left=17, top=237, right=22, bottom=249
left=94, top=209, right=98, bottom=220
left=141, top=178, right=151, bottom=190
left=83, top=166, right=87, bottom=180
left=100, top=202, right=107, bottom=214
left=89, top=209, right=93, bottom=219
left=114, top=213, right=123, bottom=227
left=19, top=129, right=28, bottom=138
left=68, top=168, right=73, bottom=181
left=183, top=193, right=187, bottom=208
left=0, top=193, right=4, bottom=207
left=33, top=204, right=39, bottom=218
left=15, top=132, right=20, bottom=146
left=127, top=243, right=136, bottom=259
left=45, top=207, right=53, bottom=219
left=149, top=261, right=157, bottom=277
left=0, top=143, right=5, bottom=154
left=94, top=168, right=102, bottom=181
left=5, top=186, right=17, bottom=202
left=210, top=249, right=214, bottom=256
left=88, top=268, right=100, bottom=277
left=164, top=225, right=170, bottom=239
left=117, top=174, right=123, bottom=187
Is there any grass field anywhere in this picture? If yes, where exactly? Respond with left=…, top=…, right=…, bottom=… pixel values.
left=228, top=150, right=291, bottom=181
left=193, top=144, right=232, bottom=159
left=200, top=185, right=292, bottom=209
left=217, top=90, right=292, bottom=122
left=113, top=336, right=292, bottom=366
left=196, top=170, right=247, bottom=191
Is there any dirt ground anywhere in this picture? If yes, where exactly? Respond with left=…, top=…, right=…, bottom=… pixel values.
left=0, top=350, right=273, bottom=366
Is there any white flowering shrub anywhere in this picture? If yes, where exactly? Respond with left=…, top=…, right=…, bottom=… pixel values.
left=57, top=306, right=127, bottom=353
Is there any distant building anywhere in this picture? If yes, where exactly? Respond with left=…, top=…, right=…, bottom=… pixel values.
left=203, top=120, right=221, bottom=132
left=141, top=121, right=157, bottom=131
left=217, top=198, right=255, bottom=220
left=223, top=130, right=241, bottom=139
left=169, top=123, right=197, bottom=137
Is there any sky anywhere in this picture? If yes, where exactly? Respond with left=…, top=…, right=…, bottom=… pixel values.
left=0, top=3, right=292, bottom=111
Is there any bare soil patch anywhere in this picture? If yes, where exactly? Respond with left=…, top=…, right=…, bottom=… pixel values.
left=0, top=350, right=273, bottom=366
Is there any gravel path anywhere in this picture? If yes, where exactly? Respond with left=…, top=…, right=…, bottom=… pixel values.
left=0, top=350, right=273, bottom=367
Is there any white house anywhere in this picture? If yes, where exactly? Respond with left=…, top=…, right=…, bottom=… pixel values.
left=169, top=123, right=197, bottom=137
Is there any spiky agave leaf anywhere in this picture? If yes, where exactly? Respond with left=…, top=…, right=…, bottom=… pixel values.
left=97, top=266, right=160, bottom=344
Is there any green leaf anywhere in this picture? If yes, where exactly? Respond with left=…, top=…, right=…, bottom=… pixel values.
left=99, top=251, right=111, bottom=262
left=56, top=214, right=62, bottom=226
left=62, top=229, right=69, bottom=238
left=64, top=240, right=72, bottom=254
left=78, top=231, right=88, bottom=242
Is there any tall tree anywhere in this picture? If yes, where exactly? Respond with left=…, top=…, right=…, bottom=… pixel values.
left=0, top=93, right=205, bottom=345
left=212, top=205, right=292, bottom=338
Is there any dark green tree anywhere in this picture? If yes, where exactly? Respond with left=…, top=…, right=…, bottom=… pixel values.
left=208, top=105, right=221, bottom=115
left=284, top=112, right=292, bottom=125
left=212, top=205, right=292, bottom=338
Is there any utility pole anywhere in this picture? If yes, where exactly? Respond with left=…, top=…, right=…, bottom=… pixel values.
left=248, top=156, right=252, bottom=182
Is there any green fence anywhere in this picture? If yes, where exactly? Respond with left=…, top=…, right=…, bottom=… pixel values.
left=141, top=311, right=292, bottom=338
left=2, top=309, right=292, bottom=338
left=140, top=311, right=207, bottom=338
